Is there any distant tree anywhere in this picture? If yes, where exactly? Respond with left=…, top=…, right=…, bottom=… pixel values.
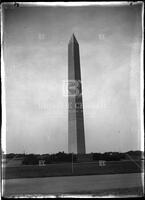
left=92, top=152, right=125, bottom=161
left=22, top=154, right=39, bottom=165
left=125, top=150, right=143, bottom=160
left=92, top=153, right=102, bottom=160
left=6, top=153, right=15, bottom=159
left=41, top=155, right=52, bottom=164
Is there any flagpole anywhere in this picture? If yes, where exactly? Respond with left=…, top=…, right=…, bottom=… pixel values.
left=72, top=153, right=73, bottom=173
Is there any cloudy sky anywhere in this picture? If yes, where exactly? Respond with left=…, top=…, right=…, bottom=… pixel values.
left=3, top=3, right=143, bottom=154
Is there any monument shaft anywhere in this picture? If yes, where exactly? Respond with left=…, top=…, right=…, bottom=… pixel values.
left=68, top=34, right=86, bottom=154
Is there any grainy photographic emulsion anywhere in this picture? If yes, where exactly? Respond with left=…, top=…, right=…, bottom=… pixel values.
left=1, top=2, right=144, bottom=198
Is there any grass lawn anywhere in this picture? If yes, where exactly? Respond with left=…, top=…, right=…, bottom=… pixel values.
left=3, top=160, right=143, bottom=179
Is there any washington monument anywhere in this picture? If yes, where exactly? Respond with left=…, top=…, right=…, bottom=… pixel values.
left=68, top=34, right=86, bottom=154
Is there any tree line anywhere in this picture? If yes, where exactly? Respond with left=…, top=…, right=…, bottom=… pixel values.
left=3, top=150, right=143, bottom=165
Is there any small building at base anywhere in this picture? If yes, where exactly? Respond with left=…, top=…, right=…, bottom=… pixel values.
left=39, top=160, right=46, bottom=166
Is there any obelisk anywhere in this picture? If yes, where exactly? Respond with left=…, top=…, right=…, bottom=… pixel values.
left=68, top=34, right=86, bottom=154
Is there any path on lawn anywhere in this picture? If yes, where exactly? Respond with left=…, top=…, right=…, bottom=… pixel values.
left=3, top=173, right=143, bottom=196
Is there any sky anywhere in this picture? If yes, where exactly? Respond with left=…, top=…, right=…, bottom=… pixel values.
left=3, top=3, right=143, bottom=154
